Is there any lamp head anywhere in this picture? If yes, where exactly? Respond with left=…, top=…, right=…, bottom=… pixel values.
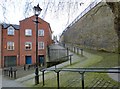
left=33, top=4, right=42, bottom=16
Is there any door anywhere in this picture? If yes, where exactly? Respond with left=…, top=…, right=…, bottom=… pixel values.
left=4, top=56, right=17, bottom=67
left=25, top=56, right=32, bottom=64
left=39, top=55, right=44, bottom=66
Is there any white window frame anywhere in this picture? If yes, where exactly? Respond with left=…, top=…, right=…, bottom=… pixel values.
left=25, top=29, right=32, bottom=36
left=38, top=29, right=44, bottom=36
left=7, top=26, right=15, bottom=35
left=38, top=42, right=44, bottom=50
left=7, top=41, right=14, bottom=50
left=25, top=42, right=32, bottom=50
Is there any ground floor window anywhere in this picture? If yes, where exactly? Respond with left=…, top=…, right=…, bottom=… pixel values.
left=4, top=56, right=16, bottom=67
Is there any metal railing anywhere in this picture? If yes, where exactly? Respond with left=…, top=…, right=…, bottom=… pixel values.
left=40, top=67, right=120, bottom=89
left=63, top=0, right=102, bottom=33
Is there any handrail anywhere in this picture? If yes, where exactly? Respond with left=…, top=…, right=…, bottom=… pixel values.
left=41, top=67, right=120, bottom=73
left=40, top=67, right=119, bottom=89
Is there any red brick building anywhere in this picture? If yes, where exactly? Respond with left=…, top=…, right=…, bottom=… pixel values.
left=0, top=15, right=52, bottom=68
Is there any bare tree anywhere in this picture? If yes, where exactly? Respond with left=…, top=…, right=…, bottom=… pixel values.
left=0, top=0, right=83, bottom=27
left=0, top=1, right=9, bottom=23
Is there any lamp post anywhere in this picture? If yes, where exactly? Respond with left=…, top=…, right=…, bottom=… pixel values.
left=33, top=4, right=42, bottom=85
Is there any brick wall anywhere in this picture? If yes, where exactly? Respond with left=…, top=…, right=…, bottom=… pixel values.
left=2, top=27, right=19, bottom=67
left=19, top=16, right=52, bottom=66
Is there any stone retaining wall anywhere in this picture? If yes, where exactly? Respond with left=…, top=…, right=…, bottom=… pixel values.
left=61, top=2, right=119, bottom=52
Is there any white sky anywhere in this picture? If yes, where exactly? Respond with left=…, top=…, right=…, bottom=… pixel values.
left=0, top=0, right=95, bottom=37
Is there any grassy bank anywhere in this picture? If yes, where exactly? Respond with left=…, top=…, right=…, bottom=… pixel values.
left=28, top=49, right=120, bottom=88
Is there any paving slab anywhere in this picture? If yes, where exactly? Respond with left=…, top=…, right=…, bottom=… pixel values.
left=108, top=67, right=120, bottom=82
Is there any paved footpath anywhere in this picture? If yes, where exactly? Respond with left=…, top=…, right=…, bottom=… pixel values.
left=15, top=44, right=84, bottom=85
left=1, top=44, right=120, bottom=87
left=2, top=77, right=26, bottom=87
left=108, top=66, right=120, bottom=82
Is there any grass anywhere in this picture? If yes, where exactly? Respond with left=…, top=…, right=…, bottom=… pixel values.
left=25, top=49, right=120, bottom=88
left=84, top=48, right=120, bottom=67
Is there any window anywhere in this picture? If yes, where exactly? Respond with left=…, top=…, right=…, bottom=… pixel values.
left=7, top=42, right=14, bottom=50
left=38, top=29, right=44, bottom=36
left=38, top=42, right=44, bottom=49
left=25, top=29, right=32, bottom=36
left=25, top=42, right=32, bottom=50
left=7, top=26, right=14, bottom=35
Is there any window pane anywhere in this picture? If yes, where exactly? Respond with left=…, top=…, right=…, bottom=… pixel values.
left=7, top=27, right=14, bottom=35
left=7, top=42, right=14, bottom=50
left=38, top=42, right=44, bottom=49
left=38, top=29, right=44, bottom=36
left=25, top=42, right=32, bottom=50
left=25, top=29, right=32, bottom=36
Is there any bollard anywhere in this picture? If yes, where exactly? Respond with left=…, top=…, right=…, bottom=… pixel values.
left=14, top=70, right=17, bottom=79
left=42, top=71, right=45, bottom=86
left=4, top=69, right=7, bottom=76
left=24, top=65, right=26, bottom=71
left=10, top=67, right=13, bottom=78
left=8, top=68, right=10, bottom=77
left=81, top=49, right=83, bottom=56
left=28, top=65, right=30, bottom=70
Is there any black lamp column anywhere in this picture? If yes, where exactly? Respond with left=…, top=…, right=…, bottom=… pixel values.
left=33, top=4, right=42, bottom=85
left=35, top=14, right=39, bottom=66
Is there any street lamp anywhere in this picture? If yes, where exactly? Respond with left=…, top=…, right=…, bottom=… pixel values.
left=33, top=4, right=42, bottom=85
left=33, top=4, right=42, bottom=65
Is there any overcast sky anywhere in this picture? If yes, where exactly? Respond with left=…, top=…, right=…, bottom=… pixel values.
left=0, top=0, right=96, bottom=37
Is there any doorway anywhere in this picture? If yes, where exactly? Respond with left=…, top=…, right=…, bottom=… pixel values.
left=39, top=55, right=44, bottom=66
left=25, top=56, right=32, bottom=64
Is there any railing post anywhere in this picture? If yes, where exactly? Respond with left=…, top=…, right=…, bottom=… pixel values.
left=79, top=72, right=85, bottom=89
left=67, top=48, right=69, bottom=60
left=55, top=70, right=60, bottom=89
left=57, top=71, right=60, bottom=89
left=81, top=49, right=83, bottom=56
left=35, top=66, right=39, bottom=85
left=74, top=47, right=75, bottom=53
left=70, top=55, right=72, bottom=65
left=77, top=48, right=79, bottom=54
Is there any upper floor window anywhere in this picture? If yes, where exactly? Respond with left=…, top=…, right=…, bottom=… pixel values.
left=7, top=41, right=14, bottom=50
left=7, top=26, right=15, bottom=35
left=38, top=42, right=44, bottom=49
left=25, top=29, right=32, bottom=36
left=25, top=42, right=32, bottom=50
left=38, top=29, right=44, bottom=36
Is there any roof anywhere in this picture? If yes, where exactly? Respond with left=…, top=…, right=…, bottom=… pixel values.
left=20, top=15, right=49, bottom=25
left=20, top=15, right=53, bottom=33
left=2, top=23, right=19, bottom=30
